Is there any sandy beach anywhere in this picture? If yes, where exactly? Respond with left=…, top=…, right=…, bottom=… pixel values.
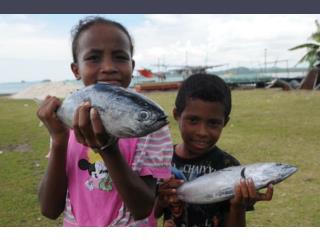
left=10, top=81, right=81, bottom=100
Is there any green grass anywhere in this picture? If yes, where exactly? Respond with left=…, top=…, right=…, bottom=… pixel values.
left=0, top=88, right=319, bottom=226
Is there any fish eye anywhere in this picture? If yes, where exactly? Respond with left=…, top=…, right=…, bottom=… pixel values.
left=138, top=111, right=150, bottom=121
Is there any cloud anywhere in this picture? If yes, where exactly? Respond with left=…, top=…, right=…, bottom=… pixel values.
left=131, top=14, right=320, bottom=70
left=1, top=14, right=320, bottom=82
left=0, top=14, right=71, bottom=61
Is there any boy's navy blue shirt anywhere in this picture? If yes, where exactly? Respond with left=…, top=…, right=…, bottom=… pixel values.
left=164, top=145, right=241, bottom=227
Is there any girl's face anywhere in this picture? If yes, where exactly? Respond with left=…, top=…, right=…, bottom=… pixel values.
left=71, top=23, right=134, bottom=88
left=174, top=98, right=227, bottom=158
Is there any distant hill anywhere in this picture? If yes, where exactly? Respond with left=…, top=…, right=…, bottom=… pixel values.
left=212, top=66, right=308, bottom=75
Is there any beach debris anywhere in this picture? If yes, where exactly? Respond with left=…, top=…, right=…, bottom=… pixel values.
left=34, top=161, right=40, bottom=167
left=268, top=67, right=320, bottom=91
left=176, top=162, right=298, bottom=204
left=57, top=82, right=168, bottom=138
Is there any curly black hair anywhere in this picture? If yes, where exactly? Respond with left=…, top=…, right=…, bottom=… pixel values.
left=71, top=16, right=134, bottom=63
left=175, top=73, right=232, bottom=119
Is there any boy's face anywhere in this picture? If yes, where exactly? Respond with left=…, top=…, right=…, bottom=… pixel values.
left=174, top=98, right=227, bottom=157
left=71, top=23, right=134, bottom=88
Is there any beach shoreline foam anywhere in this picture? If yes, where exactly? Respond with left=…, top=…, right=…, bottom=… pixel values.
left=10, top=81, right=81, bottom=100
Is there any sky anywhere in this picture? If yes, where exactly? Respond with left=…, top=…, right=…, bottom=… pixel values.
left=0, top=14, right=319, bottom=83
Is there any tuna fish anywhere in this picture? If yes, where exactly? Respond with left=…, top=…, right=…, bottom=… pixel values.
left=56, top=82, right=168, bottom=138
left=176, top=162, right=298, bottom=204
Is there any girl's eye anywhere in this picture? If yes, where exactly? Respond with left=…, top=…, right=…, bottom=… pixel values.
left=115, top=54, right=130, bottom=61
left=86, top=55, right=100, bottom=61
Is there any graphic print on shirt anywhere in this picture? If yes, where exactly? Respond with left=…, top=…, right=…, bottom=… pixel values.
left=78, top=149, right=113, bottom=192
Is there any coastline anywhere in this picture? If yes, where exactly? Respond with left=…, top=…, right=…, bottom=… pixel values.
left=0, top=93, right=13, bottom=97
left=9, top=81, right=82, bottom=100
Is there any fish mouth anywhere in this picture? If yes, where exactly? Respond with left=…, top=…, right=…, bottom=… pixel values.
left=158, top=115, right=168, bottom=125
left=268, top=165, right=298, bottom=186
left=145, top=115, right=168, bottom=133
left=282, top=165, right=298, bottom=178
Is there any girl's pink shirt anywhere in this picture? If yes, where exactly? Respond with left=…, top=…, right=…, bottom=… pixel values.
left=63, top=128, right=172, bottom=226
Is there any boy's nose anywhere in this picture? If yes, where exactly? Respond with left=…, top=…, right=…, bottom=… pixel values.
left=197, top=123, right=208, bottom=136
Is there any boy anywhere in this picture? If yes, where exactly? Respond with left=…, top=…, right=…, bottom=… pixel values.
left=154, top=73, right=273, bottom=227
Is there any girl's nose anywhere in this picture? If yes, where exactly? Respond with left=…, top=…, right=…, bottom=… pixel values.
left=101, top=58, right=117, bottom=73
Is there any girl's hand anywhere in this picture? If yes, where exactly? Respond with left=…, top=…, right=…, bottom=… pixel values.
left=37, top=95, right=69, bottom=143
left=230, top=178, right=273, bottom=209
left=157, top=177, right=184, bottom=208
left=73, top=102, right=117, bottom=150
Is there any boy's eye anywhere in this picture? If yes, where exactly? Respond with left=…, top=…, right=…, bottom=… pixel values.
left=208, top=120, right=222, bottom=128
left=188, top=117, right=198, bottom=124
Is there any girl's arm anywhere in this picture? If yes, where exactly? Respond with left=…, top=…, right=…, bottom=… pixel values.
left=73, top=103, right=159, bottom=220
left=38, top=136, right=69, bottom=219
left=98, top=144, right=157, bottom=220
left=37, top=96, right=69, bottom=219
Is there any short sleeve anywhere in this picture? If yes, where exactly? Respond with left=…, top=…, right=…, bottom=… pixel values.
left=131, top=125, right=173, bottom=179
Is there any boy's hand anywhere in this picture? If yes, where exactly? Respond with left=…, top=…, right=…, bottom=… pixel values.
left=73, top=102, right=117, bottom=151
left=157, top=177, right=184, bottom=208
left=37, top=95, right=69, bottom=143
left=230, top=178, right=273, bottom=209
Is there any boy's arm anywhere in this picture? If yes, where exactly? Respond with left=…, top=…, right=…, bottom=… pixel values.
left=224, top=178, right=274, bottom=227
left=224, top=205, right=246, bottom=227
left=154, top=178, right=184, bottom=218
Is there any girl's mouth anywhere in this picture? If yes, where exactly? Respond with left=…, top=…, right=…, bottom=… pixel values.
left=97, top=80, right=122, bottom=86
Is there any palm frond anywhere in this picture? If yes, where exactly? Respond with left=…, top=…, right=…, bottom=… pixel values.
left=289, top=43, right=320, bottom=51
left=315, top=20, right=320, bottom=31
left=297, top=49, right=318, bottom=67
left=289, top=19, right=320, bottom=68
left=310, top=32, right=320, bottom=42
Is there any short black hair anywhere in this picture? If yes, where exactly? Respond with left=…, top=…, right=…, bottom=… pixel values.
left=71, top=16, right=134, bottom=63
left=175, top=73, right=232, bottom=119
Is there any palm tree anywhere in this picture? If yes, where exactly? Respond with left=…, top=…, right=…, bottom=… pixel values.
left=289, top=20, right=320, bottom=69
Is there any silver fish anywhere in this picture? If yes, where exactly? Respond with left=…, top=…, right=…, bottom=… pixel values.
left=56, top=82, right=168, bottom=138
left=176, top=162, right=298, bottom=204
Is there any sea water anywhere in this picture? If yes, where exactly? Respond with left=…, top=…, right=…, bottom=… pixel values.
left=0, top=81, right=40, bottom=95
left=0, top=80, right=82, bottom=95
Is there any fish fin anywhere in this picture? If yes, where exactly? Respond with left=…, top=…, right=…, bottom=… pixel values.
left=240, top=167, right=246, bottom=179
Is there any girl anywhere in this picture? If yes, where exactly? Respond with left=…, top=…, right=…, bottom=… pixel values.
left=37, top=16, right=173, bottom=227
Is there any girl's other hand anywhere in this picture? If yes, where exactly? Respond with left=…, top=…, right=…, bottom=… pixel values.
left=37, top=95, right=69, bottom=143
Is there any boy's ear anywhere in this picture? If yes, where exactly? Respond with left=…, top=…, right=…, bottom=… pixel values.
left=224, top=116, right=230, bottom=127
left=173, top=108, right=180, bottom=121
left=71, top=62, right=81, bottom=80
